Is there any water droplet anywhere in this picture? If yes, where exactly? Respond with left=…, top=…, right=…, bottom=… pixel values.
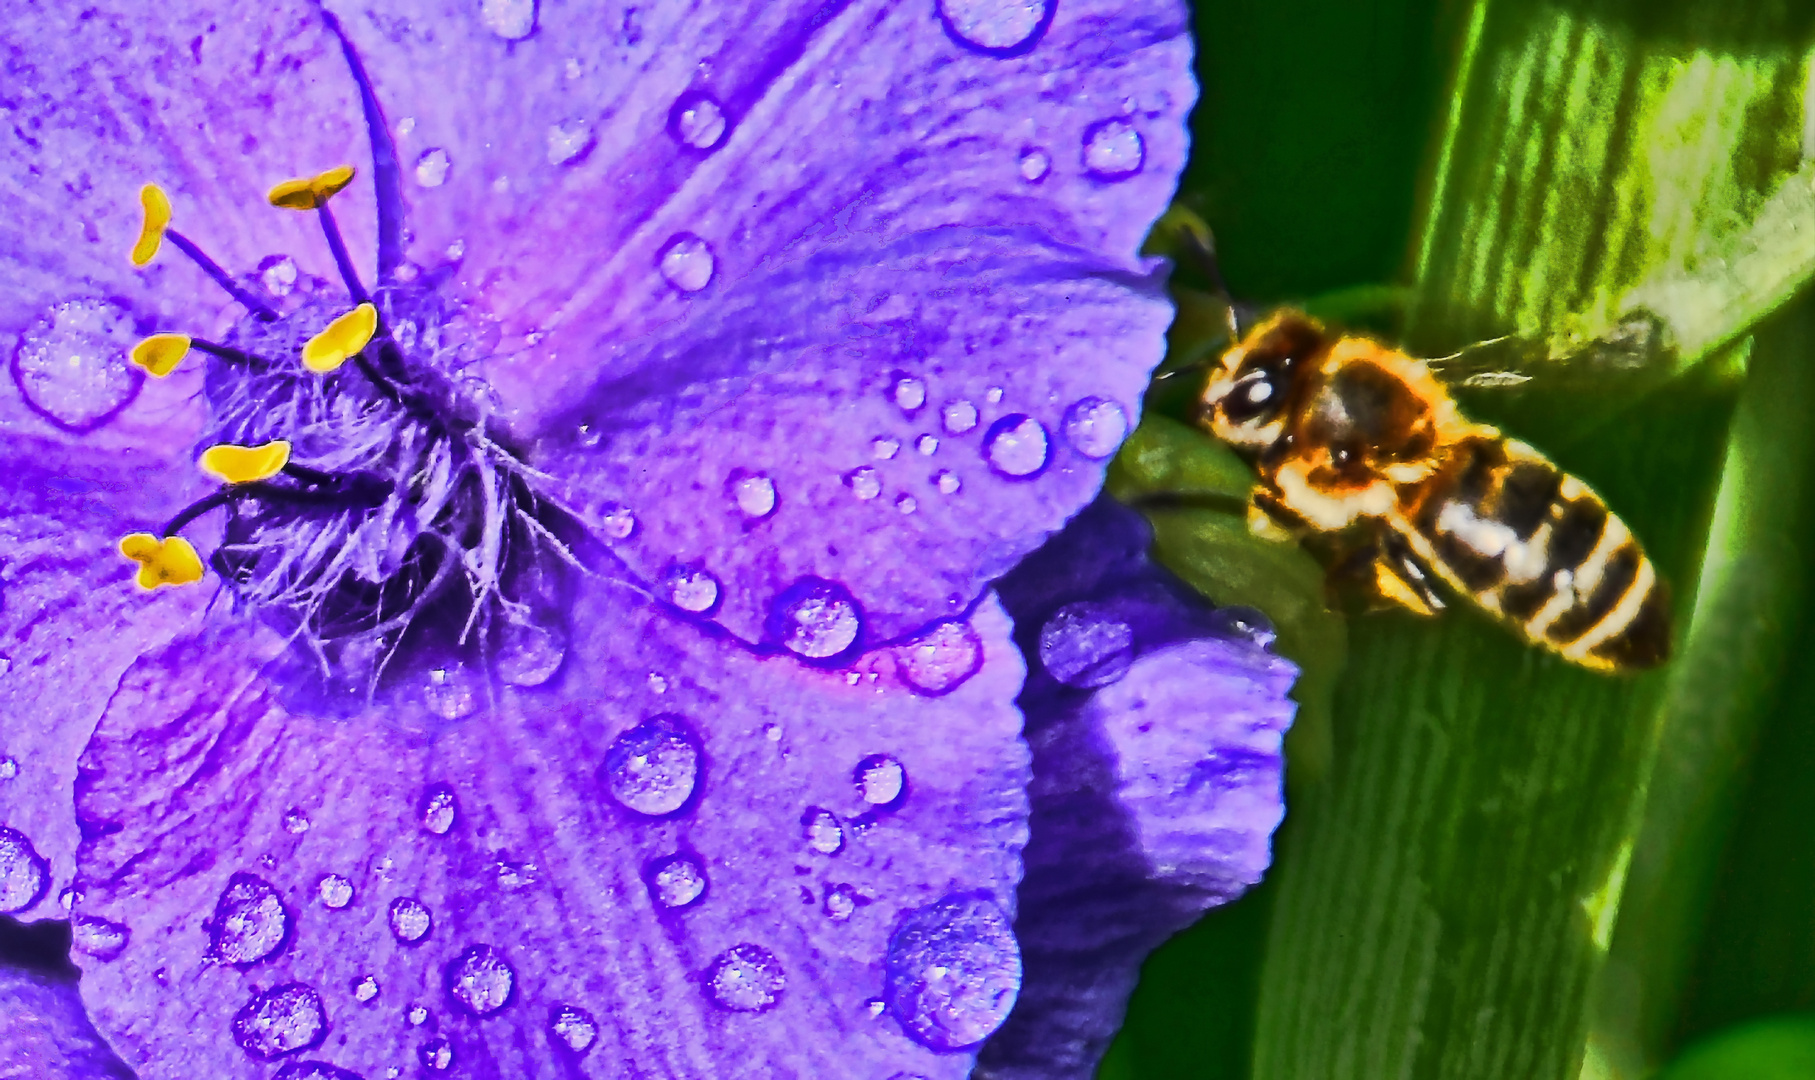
left=941, top=400, right=978, bottom=434
left=550, top=1004, right=598, bottom=1053
left=769, top=578, right=863, bottom=661
left=12, top=298, right=140, bottom=433
left=644, top=852, right=708, bottom=908
left=935, top=470, right=962, bottom=495
left=414, top=148, right=452, bottom=188
left=1082, top=118, right=1146, bottom=180
left=423, top=664, right=479, bottom=720
left=1061, top=396, right=1130, bottom=459
left=884, top=894, right=1022, bottom=1050
left=825, top=883, right=864, bottom=921
left=802, top=807, right=846, bottom=855
left=316, top=874, right=354, bottom=910
left=232, top=983, right=327, bottom=1060
left=658, top=233, right=716, bottom=292
left=259, top=255, right=299, bottom=297
left=494, top=859, right=539, bottom=890
left=274, top=1061, right=361, bottom=1080
left=893, top=376, right=927, bottom=411
left=598, top=503, right=637, bottom=540
left=1209, top=605, right=1278, bottom=648
left=353, top=975, right=380, bottom=1002
left=982, top=414, right=1050, bottom=478
left=896, top=620, right=984, bottom=696
left=648, top=673, right=669, bottom=694
left=916, top=434, right=939, bottom=456
left=388, top=896, right=433, bottom=944
left=0, top=827, right=46, bottom=915
left=496, top=619, right=567, bottom=686
left=665, top=566, right=720, bottom=614
left=545, top=118, right=595, bottom=166
left=419, top=784, right=458, bottom=835
left=936, top=0, right=1053, bottom=53
left=764, top=723, right=783, bottom=742
left=603, top=714, right=702, bottom=816
left=407, top=1004, right=430, bottom=1026
left=669, top=91, right=729, bottom=151
left=445, top=944, right=515, bottom=1017
left=704, top=944, right=786, bottom=1012
left=479, top=0, right=537, bottom=40
left=71, top=916, right=129, bottom=961
left=210, top=873, right=291, bottom=966
left=872, top=436, right=901, bottom=460
left=855, top=754, right=907, bottom=807
left=1038, top=603, right=1134, bottom=688
left=730, top=472, right=777, bottom=518
left=896, top=494, right=919, bottom=515
left=844, top=466, right=882, bottom=501
left=0, top=756, right=13, bottom=782
left=986, top=386, right=1004, bottom=403
left=1018, top=147, right=1051, bottom=183
left=867, top=998, right=888, bottom=1018
left=419, top=1037, right=454, bottom=1071
left=282, top=808, right=311, bottom=835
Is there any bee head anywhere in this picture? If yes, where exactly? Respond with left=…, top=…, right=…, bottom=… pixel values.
left=1199, top=310, right=1327, bottom=455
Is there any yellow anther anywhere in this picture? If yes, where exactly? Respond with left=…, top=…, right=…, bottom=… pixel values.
left=129, top=334, right=192, bottom=378
left=267, top=165, right=357, bottom=211
left=200, top=440, right=292, bottom=485
left=119, top=533, right=204, bottom=590
left=301, top=303, right=378, bottom=373
left=130, top=183, right=172, bottom=267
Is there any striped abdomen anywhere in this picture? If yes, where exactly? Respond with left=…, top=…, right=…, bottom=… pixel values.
left=1396, top=435, right=1670, bottom=672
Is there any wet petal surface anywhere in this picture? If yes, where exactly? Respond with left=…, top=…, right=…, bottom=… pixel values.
left=0, top=958, right=135, bottom=1079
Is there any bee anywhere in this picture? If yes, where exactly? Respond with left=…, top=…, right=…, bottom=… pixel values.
left=1195, top=309, right=1670, bottom=673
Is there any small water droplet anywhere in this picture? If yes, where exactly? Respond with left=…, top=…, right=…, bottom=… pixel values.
left=316, top=874, right=354, bottom=910
left=896, top=493, right=919, bottom=515
left=1082, top=118, right=1146, bottom=180
left=445, top=239, right=466, bottom=262
left=986, top=386, right=1004, bottom=403
left=845, top=466, right=882, bottom=501
left=764, top=723, right=783, bottom=742
left=598, top=503, right=637, bottom=540
left=1038, top=603, right=1134, bottom=687
left=0, top=756, right=19, bottom=781
left=388, top=896, right=433, bottom=944
left=397, top=116, right=417, bottom=136
left=665, top=566, right=720, bottom=614
left=12, top=298, right=140, bottom=433
left=603, top=714, right=702, bottom=816
left=982, top=414, right=1050, bottom=478
left=419, top=784, right=458, bottom=836
left=730, top=472, right=777, bottom=518
left=71, top=916, right=129, bottom=961
left=893, top=376, right=927, bottom=412
left=802, top=807, right=846, bottom=855
left=936, top=0, right=1053, bottom=52
left=769, top=578, right=862, bottom=661
left=550, top=1003, right=599, bottom=1053
left=423, top=664, right=479, bottom=720
left=1209, top=605, right=1278, bottom=648
left=232, top=983, right=327, bottom=1060
left=644, top=852, right=708, bottom=908
left=648, top=673, right=670, bottom=694
left=884, top=894, right=1022, bottom=1050
left=824, top=883, right=859, bottom=921
left=896, top=620, right=984, bottom=696
left=259, top=255, right=299, bottom=297
left=704, top=944, right=786, bottom=1013
left=545, top=118, right=596, bottom=166
left=658, top=233, right=716, bottom=292
left=935, top=470, right=962, bottom=495
left=916, top=434, right=939, bottom=456
left=941, top=400, right=979, bottom=434
left=872, top=436, right=901, bottom=460
left=445, top=944, right=516, bottom=1017
left=1062, top=396, right=1130, bottom=459
left=854, top=754, right=907, bottom=807
left=210, top=873, right=291, bottom=966
left=1018, top=147, right=1051, bottom=182
left=419, top=1037, right=454, bottom=1071
left=414, top=147, right=452, bottom=188
left=281, top=808, right=311, bottom=835
left=494, top=859, right=539, bottom=890
left=353, top=975, right=380, bottom=1002
left=407, top=1004, right=430, bottom=1026
left=496, top=619, right=567, bottom=686
left=669, top=91, right=729, bottom=150
left=479, top=0, right=537, bottom=40
left=0, top=828, right=45, bottom=914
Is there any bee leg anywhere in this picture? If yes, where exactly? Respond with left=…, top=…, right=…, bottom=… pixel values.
left=1248, top=488, right=1308, bottom=543
left=1369, top=534, right=1445, bottom=617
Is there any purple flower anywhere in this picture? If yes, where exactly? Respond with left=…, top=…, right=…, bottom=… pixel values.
left=0, top=1, right=1284, bottom=1077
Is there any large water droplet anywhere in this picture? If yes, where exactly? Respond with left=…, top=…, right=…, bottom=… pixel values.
left=445, top=944, right=516, bottom=1017
left=896, top=620, right=985, bottom=696
left=496, top=619, right=567, bottom=686
left=802, top=807, right=846, bottom=855
left=1082, top=118, right=1146, bottom=180
left=769, top=578, right=863, bottom=661
left=0, top=826, right=48, bottom=914
left=644, top=852, right=708, bottom=908
left=423, top=664, right=479, bottom=720
left=419, top=784, right=458, bottom=836
left=941, top=400, right=978, bottom=434
left=1018, top=147, right=1051, bottom=183
left=71, top=916, right=129, bottom=961
left=414, top=148, right=452, bottom=188
left=665, top=566, right=720, bottom=613
left=388, top=896, right=433, bottom=944
left=884, top=894, right=1021, bottom=1050
left=419, top=1038, right=454, bottom=1071
left=603, top=714, right=702, bottom=816
left=1039, top=602, right=1135, bottom=687
left=730, top=472, right=777, bottom=518
left=658, top=233, right=716, bottom=292
left=316, top=874, right=354, bottom=910
left=273, top=1061, right=361, bottom=1080
left=1062, top=396, right=1130, bottom=459
left=893, top=376, right=927, bottom=412
left=844, top=466, right=882, bottom=501
left=855, top=754, right=907, bottom=807
left=12, top=298, right=140, bottom=433
left=669, top=91, right=729, bottom=151
left=704, top=944, right=786, bottom=1013
left=550, top=1004, right=599, bottom=1053
left=353, top=975, right=380, bottom=1002
left=824, top=883, right=860, bottom=921
left=982, top=414, right=1050, bottom=478
left=545, top=118, right=595, bottom=166
left=479, top=0, right=537, bottom=40
left=210, top=873, right=292, bottom=966
left=232, top=983, right=327, bottom=1060
left=935, top=0, right=1053, bottom=53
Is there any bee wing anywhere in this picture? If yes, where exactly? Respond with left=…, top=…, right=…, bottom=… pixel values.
left=1424, top=311, right=1676, bottom=396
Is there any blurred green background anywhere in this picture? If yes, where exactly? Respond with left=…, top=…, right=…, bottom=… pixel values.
left=1100, top=0, right=1815, bottom=1077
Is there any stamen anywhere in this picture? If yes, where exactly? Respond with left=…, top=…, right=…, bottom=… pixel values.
left=161, top=231, right=283, bottom=323
left=266, top=166, right=357, bottom=211
left=118, top=533, right=204, bottom=589
left=130, top=184, right=171, bottom=267
left=130, top=334, right=191, bottom=377
left=302, top=303, right=379, bottom=373
left=200, top=440, right=292, bottom=485
left=128, top=184, right=281, bottom=322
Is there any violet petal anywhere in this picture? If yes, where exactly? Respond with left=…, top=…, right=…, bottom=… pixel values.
left=0, top=958, right=135, bottom=1079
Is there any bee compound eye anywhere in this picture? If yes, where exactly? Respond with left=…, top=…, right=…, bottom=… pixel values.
left=1221, top=370, right=1277, bottom=422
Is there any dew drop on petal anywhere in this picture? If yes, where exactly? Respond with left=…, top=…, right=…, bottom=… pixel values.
left=479, top=0, right=537, bottom=40
left=665, top=566, right=720, bottom=613
left=0, top=756, right=15, bottom=780
left=982, top=414, right=1050, bottom=479
left=419, top=1038, right=454, bottom=1071
left=496, top=620, right=567, bottom=687
left=916, top=434, right=939, bottom=456
left=494, top=860, right=539, bottom=890
left=353, top=975, right=380, bottom=1002
left=316, top=874, right=354, bottom=910
left=1018, top=147, right=1051, bottom=183
left=704, top=944, right=786, bottom=1013
left=824, top=883, right=859, bottom=921
left=854, top=754, right=907, bottom=807
left=658, top=233, right=716, bottom=292
left=71, top=916, right=129, bottom=961
left=445, top=944, right=516, bottom=1017
left=550, top=1004, right=599, bottom=1053
left=802, top=807, right=846, bottom=855
left=12, top=299, right=140, bottom=433
left=644, top=852, right=708, bottom=908
left=1209, top=605, right=1279, bottom=648
left=282, top=808, right=311, bottom=835
left=0, top=826, right=49, bottom=914
left=418, top=784, right=458, bottom=836
left=407, top=1004, right=430, bottom=1026
left=935, top=470, right=962, bottom=495
left=231, top=983, right=327, bottom=1060
left=731, top=472, right=777, bottom=518
left=414, top=148, right=452, bottom=188
left=896, top=493, right=919, bottom=515
left=1082, top=118, right=1146, bottom=180
left=871, top=436, right=901, bottom=460
left=936, top=0, right=1053, bottom=52
left=769, top=578, right=863, bottom=660
left=1038, top=602, right=1135, bottom=688
left=893, top=376, right=927, bottom=412
left=597, top=503, right=637, bottom=540
left=669, top=91, right=729, bottom=150
left=603, top=714, right=702, bottom=816
left=884, top=894, right=1022, bottom=1051
left=423, top=664, right=479, bottom=720
left=388, top=897, right=433, bottom=944
left=545, top=118, right=595, bottom=166
left=1062, top=396, right=1131, bottom=459
left=211, top=873, right=292, bottom=965
left=941, top=400, right=978, bottom=434
left=259, top=255, right=299, bottom=297
left=845, top=466, right=882, bottom=501
left=896, top=620, right=984, bottom=695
